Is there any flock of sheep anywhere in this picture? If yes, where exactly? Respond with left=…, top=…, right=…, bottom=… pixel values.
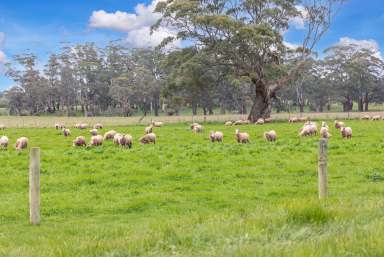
left=1, top=113, right=382, bottom=151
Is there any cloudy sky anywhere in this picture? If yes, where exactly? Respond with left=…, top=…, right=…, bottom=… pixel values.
left=0, top=0, right=384, bottom=90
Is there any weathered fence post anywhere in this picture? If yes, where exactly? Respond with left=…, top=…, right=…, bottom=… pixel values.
left=29, top=147, right=40, bottom=225
left=318, top=139, right=328, bottom=200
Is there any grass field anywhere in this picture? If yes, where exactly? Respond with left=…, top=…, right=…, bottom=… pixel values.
left=1, top=120, right=384, bottom=256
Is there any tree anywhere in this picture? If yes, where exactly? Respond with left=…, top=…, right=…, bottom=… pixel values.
left=153, top=0, right=344, bottom=121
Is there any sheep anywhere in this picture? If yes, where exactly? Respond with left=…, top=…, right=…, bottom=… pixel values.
left=15, top=137, right=28, bottom=151
left=289, top=117, right=299, bottom=123
left=139, top=133, right=156, bottom=144
left=113, top=133, right=123, bottom=145
left=210, top=131, right=223, bottom=142
left=55, top=123, right=64, bottom=130
left=299, top=117, right=308, bottom=122
left=74, top=123, right=80, bottom=129
left=151, top=121, right=164, bottom=127
left=361, top=115, right=371, bottom=120
left=299, top=122, right=318, bottom=137
left=190, top=123, right=200, bottom=130
left=224, top=121, right=233, bottom=126
left=334, top=120, right=345, bottom=129
left=63, top=128, right=71, bottom=137
left=0, top=136, right=9, bottom=149
left=79, top=123, right=88, bottom=130
left=192, top=124, right=203, bottom=133
left=320, top=127, right=332, bottom=139
left=93, top=123, right=103, bottom=129
left=119, top=134, right=133, bottom=148
left=90, top=135, right=103, bottom=146
left=372, top=115, right=381, bottom=121
left=264, top=130, right=277, bottom=142
left=73, top=136, right=87, bottom=147
left=235, top=129, right=250, bottom=144
left=89, top=129, right=98, bottom=136
left=321, top=121, right=329, bottom=129
left=255, top=118, right=265, bottom=125
left=341, top=127, right=352, bottom=139
left=145, top=125, right=153, bottom=134
left=104, top=130, right=117, bottom=140
left=264, top=117, right=273, bottom=123
left=0, top=124, right=5, bottom=130
left=233, top=120, right=244, bottom=125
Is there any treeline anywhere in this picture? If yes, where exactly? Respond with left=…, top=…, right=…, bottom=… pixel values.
left=2, top=40, right=384, bottom=117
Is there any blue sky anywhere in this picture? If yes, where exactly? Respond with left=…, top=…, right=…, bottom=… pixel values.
left=0, top=0, right=384, bottom=90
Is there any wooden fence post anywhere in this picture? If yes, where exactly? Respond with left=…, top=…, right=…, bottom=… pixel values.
left=29, top=147, right=40, bottom=225
left=318, top=139, right=328, bottom=200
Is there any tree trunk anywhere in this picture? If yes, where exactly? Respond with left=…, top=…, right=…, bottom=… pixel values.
left=192, top=103, right=197, bottom=115
left=248, top=81, right=271, bottom=122
left=358, top=97, right=363, bottom=112
left=203, top=107, right=207, bottom=116
left=364, top=92, right=369, bottom=111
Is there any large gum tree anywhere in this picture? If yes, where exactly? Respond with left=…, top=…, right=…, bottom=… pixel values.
left=153, top=0, right=345, bottom=121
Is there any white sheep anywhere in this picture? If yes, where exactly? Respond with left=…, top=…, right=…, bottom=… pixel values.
left=151, top=121, right=164, bottom=127
left=361, top=115, right=371, bottom=120
left=341, top=127, right=352, bottom=139
left=0, top=124, right=5, bottom=130
left=192, top=124, right=203, bottom=133
left=89, top=129, right=98, bottom=136
left=224, top=121, right=233, bottom=126
left=334, top=120, right=345, bottom=129
left=139, top=133, right=156, bottom=144
left=63, top=128, right=71, bottom=137
left=15, top=137, right=28, bottom=151
left=372, top=115, right=381, bottom=121
left=119, top=134, right=133, bottom=148
left=235, top=129, right=250, bottom=144
left=73, top=136, right=86, bottom=147
left=145, top=125, right=153, bottom=134
left=255, top=118, right=265, bottom=125
left=90, top=135, right=103, bottom=146
left=93, top=123, right=103, bottom=129
left=264, top=130, right=277, bottom=142
left=210, top=131, right=223, bottom=142
left=104, top=130, right=117, bottom=140
left=0, top=136, right=9, bottom=149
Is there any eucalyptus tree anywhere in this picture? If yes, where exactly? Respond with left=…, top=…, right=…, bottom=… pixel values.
left=153, top=0, right=344, bottom=121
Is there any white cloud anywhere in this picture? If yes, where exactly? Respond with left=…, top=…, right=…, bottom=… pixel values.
left=283, top=41, right=300, bottom=50
left=289, top=5, right=307, bottom=30
left=0, top=32, right=6, bottom=73
left=337, top=37, right=383, bottom=60
left=89, top=0, right=180, bottom=48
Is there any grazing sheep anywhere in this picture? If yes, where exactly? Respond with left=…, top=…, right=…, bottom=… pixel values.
left=299, top=117, right=308, bottom=122
left=255, top=118, right=265, bottom=125
left=74, top=123, right=80, bottom=129
left=145, top=125, right=153, bottom=134
left=224, top=121, right=233, bottom=126
left=0, top=136, right=9, bottom=149
left=210, top=131, right=223, bottom=142
left=63, top=128, right=71, bottom=137
left=320, top=127, right=332, bottom=139
left=119, top=134, right=133, bottom=148
left=289, top=117, right=299, bottom=123
left=151, top=121, right=164, bottom=127
left=139, top=133, right=156, bottom=144
left=334, top=120, right=345, bottom=129
left=55, top=123, right=65, bottom=130
left=192, top=124, right=203, bottom=133
left=0, top=124, right=5, bottom=130
left=113, top=133, right=123, bottom=145
left=79, top=123, right=88, bottom=130
left=93, top=123, right=103, bottom=129
left=264, top=117, right=273, bottom=123
left=361, top=115, right=371, bottom=120
left=341, top=127, right=352, bottom=139
left=89, top=129, right=98, bottom=136
left=235, top=129, right=250, bottom=144
left=321, top=121, right=329, bottom=129
left=264, top=130, right=277, bottom=142
left=372, top=115, right=381, bottom=121
left=104, top=130, right=117, bottom=140
left=15, top=137, right=28, bottom=151
left=73, top=136, right=86, bottom=147
left=90, top=135, right=103, bottom=146
left=190, top=123, right=200, bottom=129
left=234, top=120, right=249, bottom=125
left=299, top=122, right=318, bottom=137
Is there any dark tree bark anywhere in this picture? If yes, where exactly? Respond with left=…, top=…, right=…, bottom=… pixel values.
left=358, top=97, right=364, bottom=112
left=248, top=80, right=271, bottom=122
left=364, top=92, right=369, bottom=111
